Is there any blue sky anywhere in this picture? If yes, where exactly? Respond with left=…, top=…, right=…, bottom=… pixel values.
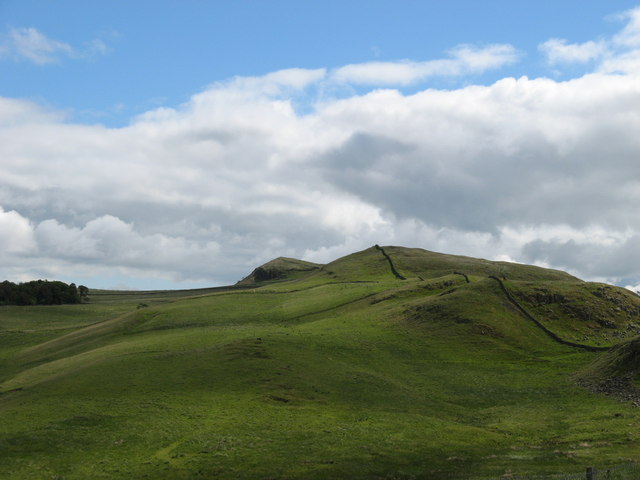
left=2, top=1, right=640, bottom=290
left=2, top=1, right=638, bottom=126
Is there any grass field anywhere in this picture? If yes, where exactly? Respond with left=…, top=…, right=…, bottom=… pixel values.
left=1, top=246, right=640, bottom=479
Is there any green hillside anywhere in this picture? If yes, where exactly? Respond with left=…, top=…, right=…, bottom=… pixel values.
left=1, top=246, right=640, bottom=479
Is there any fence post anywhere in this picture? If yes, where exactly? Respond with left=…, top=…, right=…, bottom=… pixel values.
left=586, top=466, right=596, bottom=480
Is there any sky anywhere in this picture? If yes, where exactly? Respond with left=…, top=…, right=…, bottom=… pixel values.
left=1, top=1, right=640, bottom=291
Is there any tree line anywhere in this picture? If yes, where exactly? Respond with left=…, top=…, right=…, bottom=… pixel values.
left=0, top=280, right=89, bottom=306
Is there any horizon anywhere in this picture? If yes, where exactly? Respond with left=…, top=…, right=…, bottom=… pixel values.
left=0, top=243, right=597, bottom=292
left=2, top=1, right=640, bottom=290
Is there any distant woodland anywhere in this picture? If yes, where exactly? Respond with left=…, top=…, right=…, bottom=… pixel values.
left=0, top=280, right=88, bottom=306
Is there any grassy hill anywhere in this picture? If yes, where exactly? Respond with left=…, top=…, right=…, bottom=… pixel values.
left=1, top=246, right=640, bottom=479
left=236, top=257, right=322, bottom=286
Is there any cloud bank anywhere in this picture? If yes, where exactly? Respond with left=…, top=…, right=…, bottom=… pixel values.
left=2, top=8, right=640, bottom=289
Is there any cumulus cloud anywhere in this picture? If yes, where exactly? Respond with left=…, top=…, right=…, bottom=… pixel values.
left=2, top=9, right=640, bottom=288
left=331, top=44, right=519, bottom=85
left=34, top=216, right=221, bottom=278
left=0, top=26, right=109, bottom=64
left=0, top=207, right=35, bottom=253
left=318, top=73, right=640, bottom=233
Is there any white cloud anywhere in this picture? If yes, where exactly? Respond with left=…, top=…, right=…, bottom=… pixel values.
left=0, top=97, right=64, bottom=126
left=2, top=27, right=73, bottom=64
left=449, top=44, right=520, bottom=70
left=0, top=207, right=35, bottom=253
left=331, top=44, right=519, bottom=85
left=207, top=68, right=327, bottom=99
left=0, top=26, right=109, bottom=65
left=612, top=6, right=640, bottom=47
left=332, top=60, right=428, bottom=86
left=539, top=38, right=607, bottom=64
left=599, top=50, right=640, bottom=74
left=33, top=215, right=222, bottom=281
left=540, top=7, right=640, bottom=74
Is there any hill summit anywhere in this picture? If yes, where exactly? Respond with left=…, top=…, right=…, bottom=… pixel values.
left=236, top=256, right=322, bottom=285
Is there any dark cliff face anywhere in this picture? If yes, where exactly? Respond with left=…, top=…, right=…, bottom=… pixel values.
left=252, top=266, right=284, bottom=282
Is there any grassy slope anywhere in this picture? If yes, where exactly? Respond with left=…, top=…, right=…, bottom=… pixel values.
left=1, top=246, right=640, bottom=479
